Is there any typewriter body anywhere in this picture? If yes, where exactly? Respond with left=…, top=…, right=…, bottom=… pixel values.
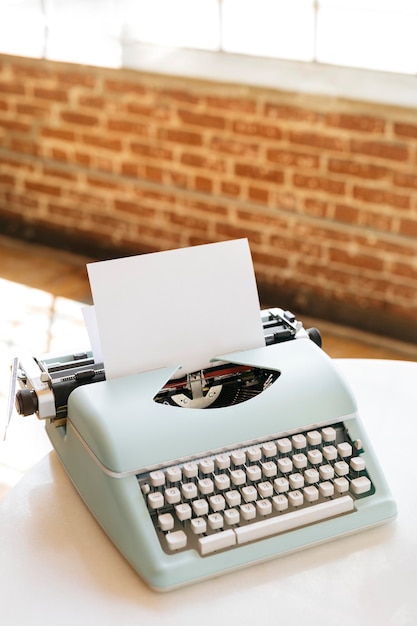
left=13, top=308, right=397, bottom=591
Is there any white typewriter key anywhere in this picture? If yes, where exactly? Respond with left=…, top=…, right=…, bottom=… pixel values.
left=240, top=503, right=256, bottom=521
left=224, top=508, right=240, bottom=526
left=181, top=482, right=198, bottom=499
left=350, top=456, right=366, bottom=472
left=231, top=450, right=246, bottom=466
left=175, top=503, right=192, bottom=521
left=277, top=457, right=293, bottom=474
left=230, top=469, right=246, bottom=486
left=256, top=499, right=272, bottom=516
left=261, top=461, right=277, bottom=478
left=262, top=441, right=277, bottom=458
left=350, top=476, right=372, bottom=495
left=225, top=490, right=242, bottom=507
left=292, top=434, right=306, bottom=450
left=288, top=490, right=304, bottom=507
left=199, top=458, right=215, bottom=474
left=277, top=437, right=292, bottom=454
left=166, top=466, right=182, bottom=483
left=272, top=494, right=288, bottom=512
left=209, top=494, right=226, bottom=512
left=337, top=442, right=352, bottom=458
left=303, top=485, right=319, bottom=502
left=215, top=454, right=230, bottom=470
left=235, top=496, right=354, bottom=545
left=242, top=485, right=258, bottom=502
left=319, top=464, right=334, bottom=481
left=183, top=462, right=198, bottom=479
left=192, top=499, right=209, bottom=517
left=334, top=477, right=349, bottom=494
left=304, top=468, right=319, bottom=484
left=289, top=473, right=304, bottom=489
left=273, top=477, right=289, bottom=493
left=158, top=513, right=174, bottom=532
left=246, top=465, right=262, bottom=482
left=165, top=487, right=181, bottom=505
left=334, top=461, right=350, bottom=476
left=166, top=530, right=187, bottom=551
left=321, top=427, right=337, bottom=442
left=147, top=492, right=164, bottom=510
left=214, top=473, right=231, bottom=491
left=353, top=439, right=363, bottom=451
left=149, top=470, right=165, bottom=487
left=208, top=513, right=224, bottom=530
left=141, top=483, right=150, bottom=496
left=198, top=477, right=214, bottom=495
left=292, top=453, right=307, bottom=469
left=246, top=446, right=262, bottom=462
left=258, top=481, right=273, bottom=498
left=198, top=529, right=236, bottom=555
left=307, top=449, right=323, bottom=465
left=319, top=481, right=334, bottom=498
left=307, top=430, right=322, bottom=446
left=322, top=445, right=338, bottom=461
left=191, top=517, right=207, bottom=535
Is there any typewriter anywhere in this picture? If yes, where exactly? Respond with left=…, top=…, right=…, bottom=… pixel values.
left=12, top=308, right=397, bottom=591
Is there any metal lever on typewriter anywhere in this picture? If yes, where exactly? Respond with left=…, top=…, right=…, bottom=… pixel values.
left=3, top=357, right=18, bottom=441
left=170, top=372, right=223, bottom=409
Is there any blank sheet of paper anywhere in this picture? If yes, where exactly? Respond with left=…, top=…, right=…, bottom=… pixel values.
left=87, top=239, right=264, bottom=379
left=81, top=305, right=103, bottom=364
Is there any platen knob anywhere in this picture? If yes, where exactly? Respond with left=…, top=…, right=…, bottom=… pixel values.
left=306, top=327, right=322, bottom=348
left=15, top=388, right=38, bottom=416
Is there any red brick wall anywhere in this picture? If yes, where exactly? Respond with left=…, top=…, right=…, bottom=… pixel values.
left=1, top=53, right=417, bottom=341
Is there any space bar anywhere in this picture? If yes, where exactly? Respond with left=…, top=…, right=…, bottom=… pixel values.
left=235, top=495, right=354, bottom=545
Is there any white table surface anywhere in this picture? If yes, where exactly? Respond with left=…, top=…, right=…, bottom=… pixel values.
left=0, top=359, right=416, bottom=626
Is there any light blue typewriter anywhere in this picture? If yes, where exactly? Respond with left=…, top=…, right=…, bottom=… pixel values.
left=13, top=308, right=397, bottom=591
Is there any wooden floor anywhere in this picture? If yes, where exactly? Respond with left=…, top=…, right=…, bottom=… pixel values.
left=0, top=234, right=415, bottom=501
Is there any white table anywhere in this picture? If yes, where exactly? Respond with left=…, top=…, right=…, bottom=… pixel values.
left=0, top=359, right=416, bottom=626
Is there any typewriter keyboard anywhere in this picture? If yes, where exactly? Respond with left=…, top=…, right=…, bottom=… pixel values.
left=138, top=423, right=374, bottom=556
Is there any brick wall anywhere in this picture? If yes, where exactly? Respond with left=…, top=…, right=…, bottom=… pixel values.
left=1, top=53, right=417, bottom=342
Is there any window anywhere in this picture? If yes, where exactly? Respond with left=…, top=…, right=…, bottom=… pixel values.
left=0, top=0, right=46, bottom=58
left=123, top=0, right=221, bottom=50
left=317, top=0, right=417, bottom=74
left=1, top=0, right=417, bottom=75
left=221, top=0, right=316, bottom=62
